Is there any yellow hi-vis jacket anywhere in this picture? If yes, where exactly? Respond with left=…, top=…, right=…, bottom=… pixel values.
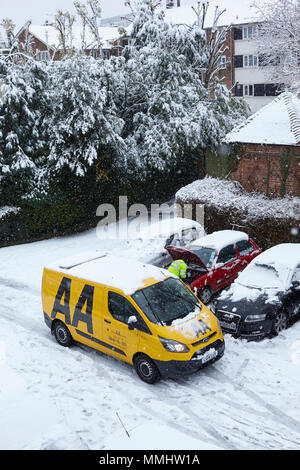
left=168, top=259, right=187, bottom=279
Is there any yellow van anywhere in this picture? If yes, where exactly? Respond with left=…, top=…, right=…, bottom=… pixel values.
left=42, top=251, right=225, bottom=383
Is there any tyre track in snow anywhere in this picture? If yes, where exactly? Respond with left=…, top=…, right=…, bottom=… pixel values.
left=0, top=286, right=44, bottom=338
left=168, top=373, right=300, bottom=449
left=0, top=276, right=40, bottom=296
left=77, top=346, right=237, bottom=450
left=209, top=365, right=300, bottom=437
left=2, top=275, right=300, bottom=448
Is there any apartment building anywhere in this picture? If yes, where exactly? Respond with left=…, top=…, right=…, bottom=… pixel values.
left=166, top=0, right=283, bottom=113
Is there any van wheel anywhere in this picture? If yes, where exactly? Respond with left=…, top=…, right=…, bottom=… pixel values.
left=134, top=354, right=160, bottom=384
left=53, top=321, right=73, bottom=347
left=198, top=287, right=212, bottom=305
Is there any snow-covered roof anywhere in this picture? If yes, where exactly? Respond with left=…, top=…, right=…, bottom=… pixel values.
left=202, top=0, right=263, bottom=28
left=27, top=24, right=124, bottom=50
left=0, top=25, right=10, bottom=49
left=46, top=251, right=170, bottom=295
left=163, top=0, right=263, bottom=28
left=190, top=229, right=248, bottom=251
left=225, top=92, right=300, bottom=146
left=253, top=243, right=300, bottom=273
left=138, top=217, right=202, bottom=240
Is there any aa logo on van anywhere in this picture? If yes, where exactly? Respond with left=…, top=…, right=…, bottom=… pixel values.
left=191, top=319, right=212, bottom=338
left=51, top=277, right=94, bottom=334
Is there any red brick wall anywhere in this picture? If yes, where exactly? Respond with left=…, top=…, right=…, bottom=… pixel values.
left=17, top=30, right=59, bottom=60
left=205, top=27, right=234, bottom=92
left=230, top=143, right=300, bottom=197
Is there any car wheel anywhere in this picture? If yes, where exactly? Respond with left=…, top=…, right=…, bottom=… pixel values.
left=53, top=321, right=73, bottom=347
left=134, top=354, right=160, bottom=384
left=198, top=286, right=212, bottom=305
left=272, top=310, right=288, bottom=336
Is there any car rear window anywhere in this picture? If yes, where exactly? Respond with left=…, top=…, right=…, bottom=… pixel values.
left=236, top=240, right=254, bottom=256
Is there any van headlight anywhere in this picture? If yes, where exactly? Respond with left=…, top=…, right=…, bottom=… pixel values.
left=244, top=314, right=267, bottom=323
left=159, top=337, right=190, bottom=353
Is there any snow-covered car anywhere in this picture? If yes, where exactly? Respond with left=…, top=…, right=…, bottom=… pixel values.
left=214, top=244, right=300, bottom=340
left=166, top=230, right=261, bottom=304
left=136, top=217, right=203, bottom=268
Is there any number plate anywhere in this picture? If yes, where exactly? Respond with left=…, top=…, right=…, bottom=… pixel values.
left=219, top=320, right=237, bottom=331
left=202, top=348, right=218, bottom=364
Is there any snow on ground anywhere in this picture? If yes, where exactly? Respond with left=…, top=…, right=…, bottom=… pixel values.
left=0, top=225, right=300, bottom=450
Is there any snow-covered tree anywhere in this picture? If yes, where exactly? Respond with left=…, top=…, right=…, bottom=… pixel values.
left=0, top=59, right=51, bottom=205
left=54, top=10, right=76, bottom=57
left=254, top=0, right=300, bottom=91
left=118, top=0, right=248, bottom=178
left=74, top=0, right=103, bottom=56
left=47, top=56, right=125, bottom=178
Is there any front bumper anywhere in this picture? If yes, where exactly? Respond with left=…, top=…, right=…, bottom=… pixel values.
left=216, top=310, right=273, bottom=340
left=153, top=339, right=225, bottom=379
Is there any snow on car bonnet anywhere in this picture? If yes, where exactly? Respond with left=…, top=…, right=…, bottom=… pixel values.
left=46, top=251, right=170, bottom=295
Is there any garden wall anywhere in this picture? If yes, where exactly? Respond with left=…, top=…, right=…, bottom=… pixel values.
left=176, top=177, right=300, bottom=250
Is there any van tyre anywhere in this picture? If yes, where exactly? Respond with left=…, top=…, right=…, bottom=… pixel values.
left=198, top=286, right=212, bottom=305
left=53, top=321, right=73, bottom=347
left=134, top=354, right=160, bottom=384
left=271, top=310, right=288, bottom=336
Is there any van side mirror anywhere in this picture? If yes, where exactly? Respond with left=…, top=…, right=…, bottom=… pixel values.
left=291, top=281, right=300, bottom=290
left=128, top=315, right=138, bottom=330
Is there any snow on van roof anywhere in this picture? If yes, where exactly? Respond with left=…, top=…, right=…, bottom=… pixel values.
left=190, top=230, right=248, bottom=251
left=46, top=251, right=170, bottom=295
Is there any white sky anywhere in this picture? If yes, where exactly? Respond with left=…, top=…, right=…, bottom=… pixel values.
left=0, top=0, right=131, bottom=29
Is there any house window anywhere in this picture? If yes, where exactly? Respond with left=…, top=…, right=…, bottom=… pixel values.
left=244, top=84, right=253, bottom=96
left=234, top=55, right=243, bottom=68
left=252, top=83, right=282, bottom=97
left=218, top=55, right=227, bottom=70
left=244, top=55, right=258, bottom=67
left=243, top=26, right=258, bottom=40
left=235, top=84, right=243, bottom=97
left=254, top=84, right=265, bottom=96
left=37, top=50, right=50, bottom=61
left=233, top=27, right=243, bottom=40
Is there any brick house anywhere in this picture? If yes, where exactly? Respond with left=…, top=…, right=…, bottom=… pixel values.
left=202, top=0, right=284, bottom=113
left=2, top=20, right=129, bottom=61
left=164, top=0, right=284, bottom=113
left=223, top=92, right=300, bottom=198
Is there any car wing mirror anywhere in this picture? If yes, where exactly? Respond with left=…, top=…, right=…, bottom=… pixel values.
left=291, top=281, right=300, bottom=290
left=128, top=315, right=138, bottom=330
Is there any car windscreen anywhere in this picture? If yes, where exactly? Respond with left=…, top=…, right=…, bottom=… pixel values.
left=131, top=277, right=202, bottom=326
left=237, top=263, right=283, bottom=289
left=188, top=246, right=217, bottom=268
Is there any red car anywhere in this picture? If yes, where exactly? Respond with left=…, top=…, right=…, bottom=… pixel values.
left=166, top=230, right=261, bottom=304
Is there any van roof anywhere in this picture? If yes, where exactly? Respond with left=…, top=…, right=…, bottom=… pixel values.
left=45, top=251, right=170, bottom=295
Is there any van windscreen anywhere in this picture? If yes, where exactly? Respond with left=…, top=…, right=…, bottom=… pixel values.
left=131, top=278, right=202, bottom=326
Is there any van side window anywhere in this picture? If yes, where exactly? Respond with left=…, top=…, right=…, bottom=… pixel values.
left=108, top=292, right=152, bottom=334
left=108, top=292, right=137, bottom=324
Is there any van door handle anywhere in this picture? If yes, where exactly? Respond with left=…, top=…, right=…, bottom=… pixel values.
left=104, top=319, right=111, bottom=324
